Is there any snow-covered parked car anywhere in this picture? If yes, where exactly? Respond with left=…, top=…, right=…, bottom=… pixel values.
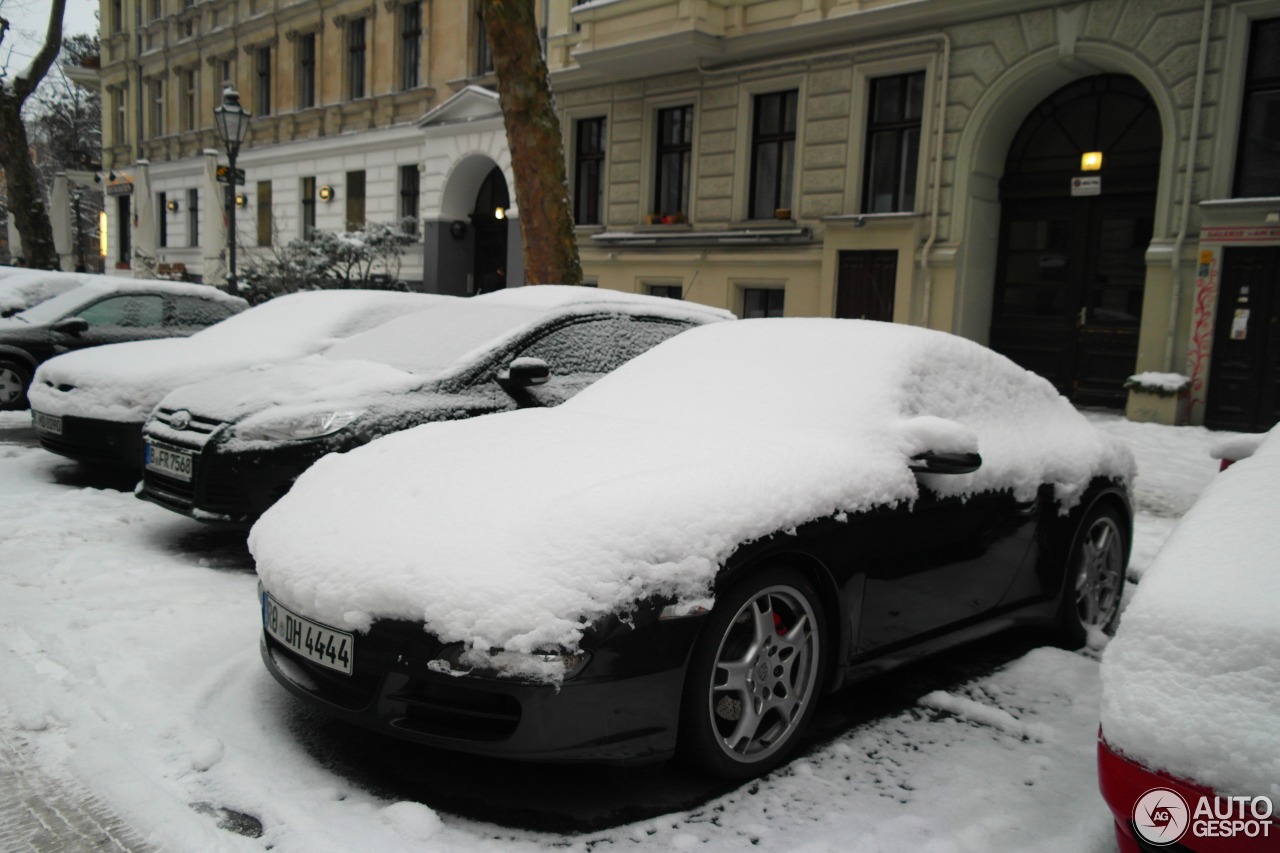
left=1099, top=426, right=1280, bottom=853
left=251, top=318, right=1135, bottom=780
left=0, top=279, right=247, bottom=411
left=138, top=285, right=732, bottom=526
left=0, top=269, right=100, bottom=317
left=27, top=290, right=453, bottom=468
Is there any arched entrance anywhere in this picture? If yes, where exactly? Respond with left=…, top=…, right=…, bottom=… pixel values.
left=990, top=75, right=1161, bottom=407
left=472, top=166, right=510, bottom=292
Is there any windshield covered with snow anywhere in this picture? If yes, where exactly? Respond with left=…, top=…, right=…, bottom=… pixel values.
left=320, top=302, right=549, bottom=377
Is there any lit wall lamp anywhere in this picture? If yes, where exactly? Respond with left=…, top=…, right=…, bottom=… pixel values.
left=166, top=199, right=180, bottom=212
left=494, top=206, right=506, bottom=220
left=235, top=193, right=249, bottom=208
left=318, top=185, right=335, bottom=202
left=1081, top=151, right=1103, bottom=171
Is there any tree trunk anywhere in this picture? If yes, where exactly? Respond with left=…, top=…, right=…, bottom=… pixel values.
left=0, top=97, right=58, bottom=268
left=0, top=0, right=68, bottom=269
left=480, top=0, right=581, bottom=286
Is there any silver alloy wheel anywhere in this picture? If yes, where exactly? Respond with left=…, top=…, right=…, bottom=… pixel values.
left=707, top=584, right=820, bottom=764
left=0, top=365, right=25, bottom=406
left=1074, top=514, right=1124, bottom=630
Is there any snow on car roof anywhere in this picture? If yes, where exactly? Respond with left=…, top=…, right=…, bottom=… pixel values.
left=15, top=278, right=246, bottom=325
left=0, top=270, right=97, bottom=315
left=1100, top=425, right=1280, bottom=800
left=319, top=284, right=732, bottom=378
left=250, top=319, right=1133, bottom=674
left=30, top=291, right=453, bottom=422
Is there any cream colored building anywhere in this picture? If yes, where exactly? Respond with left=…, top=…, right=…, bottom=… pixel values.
left=93, top=0, right=526, bottom=295
left=546, top=0, right=1280, bottom=430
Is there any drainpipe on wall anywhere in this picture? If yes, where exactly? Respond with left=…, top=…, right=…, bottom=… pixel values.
left=1165, top=0, right=1214, bottom=371
left=917, top=33, right=950, bottom=329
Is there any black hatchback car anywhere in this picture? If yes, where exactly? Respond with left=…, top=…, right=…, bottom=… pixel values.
left=252, top=318, right=1135, bottom=779
left=138, top=285, right=731, bottom=526
left=0, top=279, right=247, bottom=410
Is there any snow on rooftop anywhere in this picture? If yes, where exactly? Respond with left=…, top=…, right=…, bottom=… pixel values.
left=30, top=291, right=452, bottom=422
left=251, top=319, right=1133, bottom=672
left=14, top=277, right=246, bottom=326
left=1100, top=425, right=1280, bottom=800
left=0, top=270, right=97, bottom=315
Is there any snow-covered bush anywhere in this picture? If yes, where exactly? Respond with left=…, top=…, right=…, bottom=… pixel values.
left=238, top=219, right=417, bottom=305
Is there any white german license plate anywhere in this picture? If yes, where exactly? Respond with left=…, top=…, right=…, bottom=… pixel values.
left=145, top=441, right=193, bottom=481
left=262, top=593, right=353, bottom=675
left=33, top=412, right=62, bottom=435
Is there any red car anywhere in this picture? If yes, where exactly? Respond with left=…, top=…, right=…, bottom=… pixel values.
left=1098, top=428, right=1279, bottom=853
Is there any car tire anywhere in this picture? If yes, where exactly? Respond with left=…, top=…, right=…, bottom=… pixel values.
left=0, top=360, right=31, bottom=411
left=1056, top=503, right=1128, bottom=648
left=678, top=567, right=826, bottom=780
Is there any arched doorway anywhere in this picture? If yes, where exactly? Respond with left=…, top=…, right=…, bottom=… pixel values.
left=990, top=75, right=1161, bottom=407
left=472, top=166, right=510, bottom=292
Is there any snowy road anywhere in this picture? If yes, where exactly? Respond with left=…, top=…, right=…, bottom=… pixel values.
left=0, top=410, right=1231, bottom=852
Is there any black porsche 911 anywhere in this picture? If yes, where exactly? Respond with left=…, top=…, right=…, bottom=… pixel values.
left=252, top=318, right=1134, bottom=779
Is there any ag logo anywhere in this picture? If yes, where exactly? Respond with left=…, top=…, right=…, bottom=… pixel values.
left=1133, top=787, right=1190, bottom=846
left=169, top=410, right=192, bottom=430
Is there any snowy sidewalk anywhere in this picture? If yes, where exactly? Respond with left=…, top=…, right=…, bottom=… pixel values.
left=0, top=725, right=151, bottom=852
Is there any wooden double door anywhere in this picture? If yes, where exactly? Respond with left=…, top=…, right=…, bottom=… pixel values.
left=990, top=196, right=1153, bottom=407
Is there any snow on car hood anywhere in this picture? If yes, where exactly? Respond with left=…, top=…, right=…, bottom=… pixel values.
left=251, top=320, right=1134, bottom=673
left=29, top=291, right=449, bottom=421
left=154, top=355, right=423, bottom=429
left=1100, top=425, right=1280, bottom=800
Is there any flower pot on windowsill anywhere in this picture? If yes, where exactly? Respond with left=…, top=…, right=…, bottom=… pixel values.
left=644, top=214, right=661, bottom=225
left=775, top=208, right=792, bottom=220
left=114, top=261, right=131, bottom=270
left=660, top=212, right=685, bottom=225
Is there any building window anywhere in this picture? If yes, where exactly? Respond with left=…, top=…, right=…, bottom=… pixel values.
left=301, top=176, right=316, bottom=238
left=1235, top=17, right=1280, bottom=197
left=476, top=6, right=493, bottom=76
left=219, top=58, right=232, bottom=90
left=646, top=284, right=682, bottom=300
left=187, top=188, right=199, bottom=247
left=654, top=105, right=693, bottom=219
left=157, top=192, right=168, bottom=247
left=749, top=90, right=797, bottom=219
left=298, top=33, right=316, bottom=109
left=348, top=18, right=367, bottom=100
left=110, top=0, right=123, bottom=33
left=150, top=0, right=163, bottom=22
left=742, top=287, right=784, bottom=318
left=182, top=68, right=197, bottom=132
left=863, top=72, right=924, bottom=213
left=255, top=46, right=272, bottom=116
left=346, top=170, right=366, bottom=229
left=400, top=2, right=422, bottom=91
left=574, top=116, right=606, bottom=226
left=256, top=181, right=272, bottom=246
left=112, top=88, right=127, bottom=145
left=398, top=164, right=420, bottom=234
left=149, top=79, right=164, bottom=139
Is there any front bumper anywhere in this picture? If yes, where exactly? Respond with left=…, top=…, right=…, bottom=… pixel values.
left=138, top=442, right=326, bottom=526
left=35, top=412, right=145, bottom=468
left=261, top=608, right=706, bottom=764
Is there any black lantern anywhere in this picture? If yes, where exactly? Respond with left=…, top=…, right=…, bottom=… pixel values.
left=213, top=87, right=251, bottom=291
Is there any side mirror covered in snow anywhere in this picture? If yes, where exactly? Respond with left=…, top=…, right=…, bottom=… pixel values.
left=53, top=316, right=89, bottom=336
left=909, top=451, right=982, bottom=475
left=497, top=357, right=550, bottom=389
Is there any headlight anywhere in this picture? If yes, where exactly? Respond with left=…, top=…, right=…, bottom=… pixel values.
left=429, top=644, right=592, bottom=682
left=233, top=410, right=363, bottom=442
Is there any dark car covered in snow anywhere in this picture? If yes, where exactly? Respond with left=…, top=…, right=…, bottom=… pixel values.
left=137, top=285, right=732, bottom=526
left=252, top=318, right=1135, bottom=779
left=0, top=279, right=246, bottom=411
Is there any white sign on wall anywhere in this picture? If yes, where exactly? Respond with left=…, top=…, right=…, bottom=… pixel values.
left=1071, top=176, right=1101, bottom=196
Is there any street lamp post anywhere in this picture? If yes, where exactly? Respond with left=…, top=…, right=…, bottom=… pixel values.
left=213, top=87, right=251, bottom=292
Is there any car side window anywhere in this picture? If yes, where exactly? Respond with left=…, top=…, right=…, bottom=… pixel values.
left=516, top=317, right=690, bottom=376
left=170, top=295, right=234, bottom=328
left=76, top=295, right=165, bottom=328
